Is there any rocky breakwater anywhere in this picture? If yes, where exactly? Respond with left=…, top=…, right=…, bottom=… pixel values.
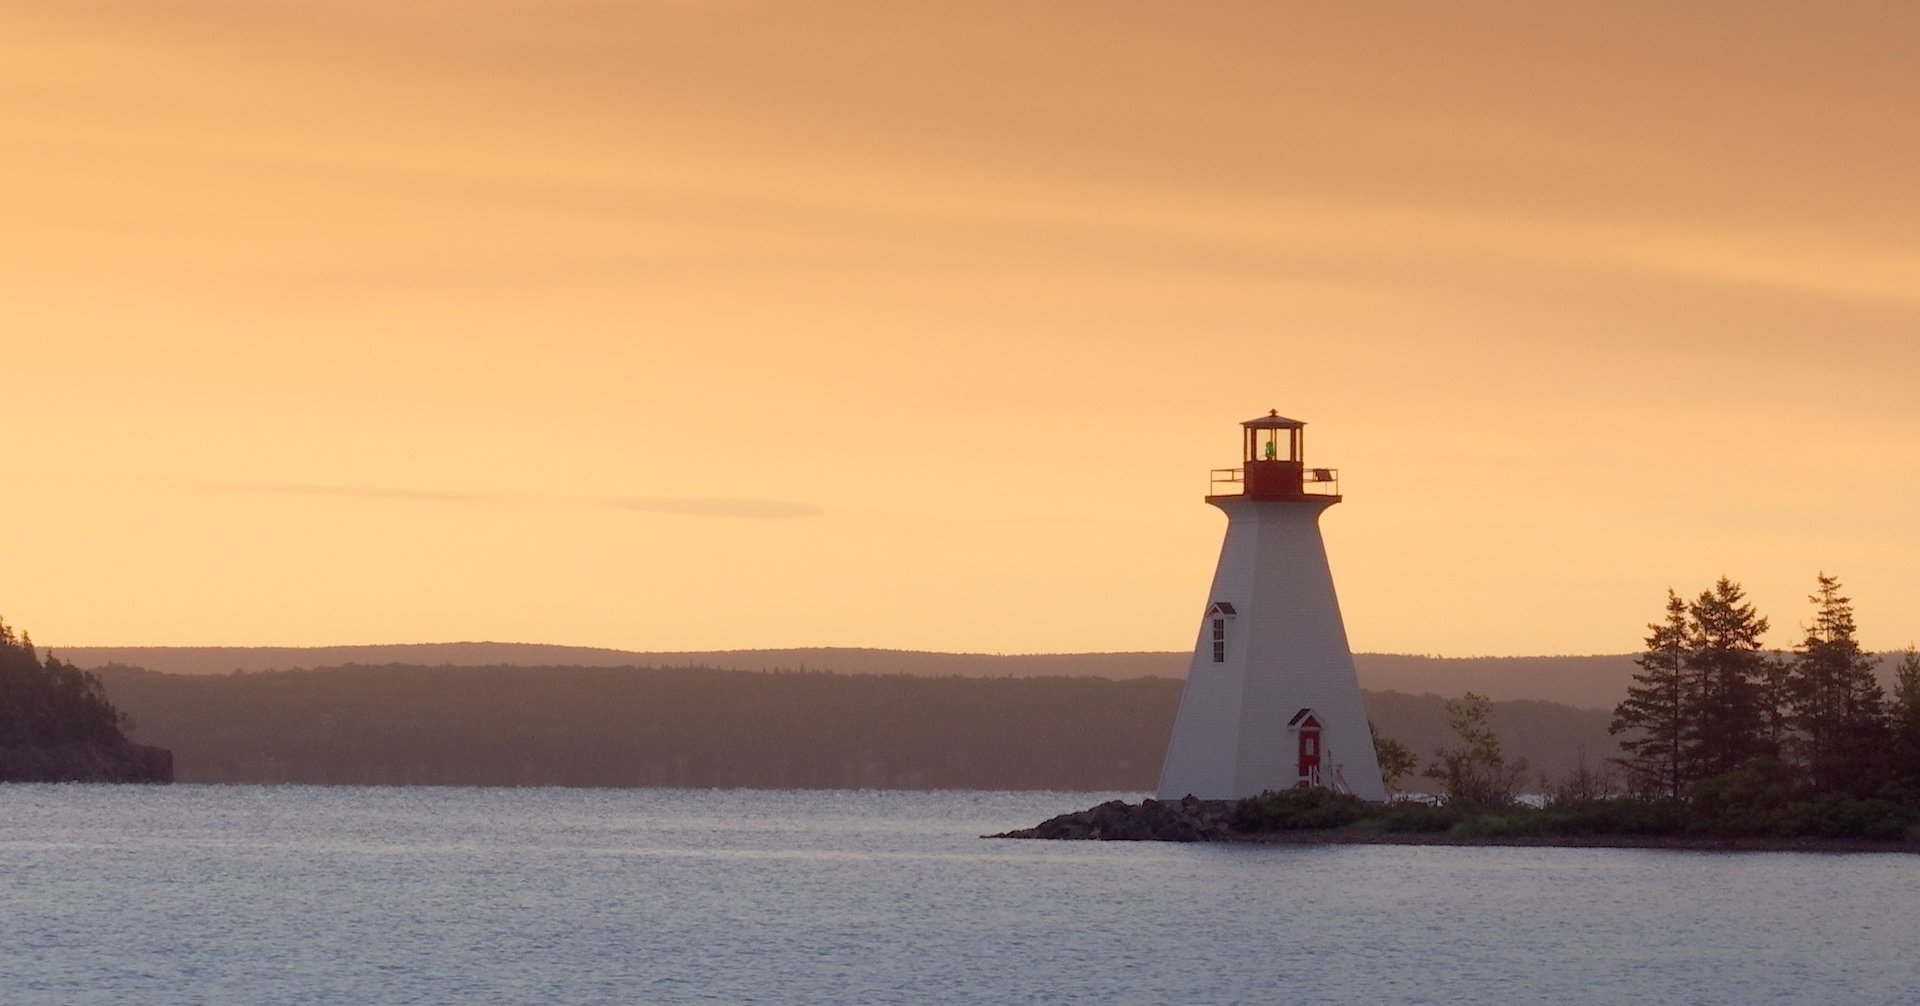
left=993, top=788, right=1407, bottom=844
left=993, top=796, right=1239, bottom=842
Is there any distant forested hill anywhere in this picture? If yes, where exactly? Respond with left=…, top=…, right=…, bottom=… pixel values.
left=94, top=665, right=1612, bottom=792
left=69, top=644, right=1644, bottom=709
left=95, top=666, right=1172, bottom=790
left=65, top=644, right=1186, bottom=679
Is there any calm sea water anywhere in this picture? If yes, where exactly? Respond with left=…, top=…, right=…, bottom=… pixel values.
left=3, top=785, right=1917, bottom=1005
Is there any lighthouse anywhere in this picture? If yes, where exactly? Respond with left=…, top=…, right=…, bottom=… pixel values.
left=1157, top=411, right=1386, bottom=802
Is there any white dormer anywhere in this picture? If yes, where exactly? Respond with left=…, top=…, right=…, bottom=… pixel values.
left=1206, top=601, right=1236, bottom=663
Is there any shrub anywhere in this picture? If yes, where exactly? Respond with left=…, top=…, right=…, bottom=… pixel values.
left=1685, top=758, right=1804, bottom=837
left=1450, top=811, right=1551, bottom=838
left=1367, top=800, right=1459, bottom=833
left=1231, top=787, right=1369, bottom=832
left=1803, top=793, right=1914, bottom=841
left=1535, top=798, right=1688, bottom=836
left=1422, top=693, right=1528, bottom=808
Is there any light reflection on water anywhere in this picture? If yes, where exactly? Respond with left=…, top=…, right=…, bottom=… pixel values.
left=3, top=785, right=1917, bottom=1005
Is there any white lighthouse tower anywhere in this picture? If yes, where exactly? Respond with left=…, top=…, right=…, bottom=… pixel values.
left=1157, top=411, right=1386, bottom=802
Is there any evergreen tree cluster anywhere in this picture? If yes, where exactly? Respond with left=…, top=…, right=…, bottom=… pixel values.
left=1610, top=574, right=1920, bottom=802
left=0, top=617, right=128, bottom=750
left=0, top=615, right=168, bottom=782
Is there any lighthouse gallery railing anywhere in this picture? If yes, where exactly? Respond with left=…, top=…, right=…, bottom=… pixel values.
left=1208, top=467, right=1340, bottom=498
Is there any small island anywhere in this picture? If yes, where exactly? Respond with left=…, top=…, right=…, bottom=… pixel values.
left=992, top=785, right=1920, bottom=852
left=1002, top=576, right=1920, bottom=852
left=1, top=617, right=171, bottom=783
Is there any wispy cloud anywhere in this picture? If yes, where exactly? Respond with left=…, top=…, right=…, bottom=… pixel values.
left=209, top=482, right=522, bottom=504
left=605, top=497, right=824, bottom=519
left=202, top=482, right=822, bottom=519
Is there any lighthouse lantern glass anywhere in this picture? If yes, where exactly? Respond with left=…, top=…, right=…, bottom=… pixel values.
left=1247, top=427, right=1299, bottom=464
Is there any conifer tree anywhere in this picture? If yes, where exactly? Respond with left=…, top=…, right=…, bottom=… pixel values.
left=1685, top=577, right=1771, bottom=778
left=1755, top=653, right=1795, bottom=760
left=1610, top=590, right=1692, bottom=797
left=1885, top=648, right=1920, bottom=789
left=0, top=615, right=129, bottom=752
left=1786, top=574, right=1887, bottom=793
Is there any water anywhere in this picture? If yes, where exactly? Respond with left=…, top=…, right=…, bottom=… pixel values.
left=3, top=785, right=1917, bottom=1004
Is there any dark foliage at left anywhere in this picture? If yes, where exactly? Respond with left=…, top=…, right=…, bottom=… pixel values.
left=0, top=616, right=170, bottom=782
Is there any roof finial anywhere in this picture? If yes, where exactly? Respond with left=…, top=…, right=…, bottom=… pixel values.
left=1269, top=409, right=1279, bottom=417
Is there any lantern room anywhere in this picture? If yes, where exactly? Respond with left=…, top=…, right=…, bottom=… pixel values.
left=1208, top=410, right=1340, bottom=502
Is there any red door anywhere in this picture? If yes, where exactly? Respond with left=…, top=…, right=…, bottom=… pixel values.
left=1297, top=717, right=1322, bottom=786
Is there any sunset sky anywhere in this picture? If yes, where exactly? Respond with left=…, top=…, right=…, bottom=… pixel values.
left=5, top=2, right=1917, bottom=658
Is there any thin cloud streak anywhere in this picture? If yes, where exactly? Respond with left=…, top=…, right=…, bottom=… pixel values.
left=605, top=497, right=825, bottom=520
left=203, top=482, right=822, bottom=519
left=209, top=482, right=524, bottom=504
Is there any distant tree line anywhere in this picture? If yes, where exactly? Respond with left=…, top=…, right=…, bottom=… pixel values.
left=100, top=665, right=1177, bottom=790
left=94, top=663, right=1611, bottom=791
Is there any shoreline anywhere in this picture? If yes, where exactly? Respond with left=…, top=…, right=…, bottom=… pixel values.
left=993, top=825, right=1920, bottom=854
left=990, top=795, right=1920, bottom=853
left=1166, top=829, right=1920, bottom=854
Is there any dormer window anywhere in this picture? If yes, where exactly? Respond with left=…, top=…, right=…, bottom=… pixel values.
left=1207, top=601, right=1236, bottom=663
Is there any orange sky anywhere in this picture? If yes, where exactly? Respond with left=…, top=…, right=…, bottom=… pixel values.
left=5, top=2, right=1918, bottom=657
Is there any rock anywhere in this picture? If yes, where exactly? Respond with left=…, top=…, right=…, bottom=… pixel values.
left=0, top=739, right=173, bottom=784
left=992, top=795, right=1239, bottom=841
